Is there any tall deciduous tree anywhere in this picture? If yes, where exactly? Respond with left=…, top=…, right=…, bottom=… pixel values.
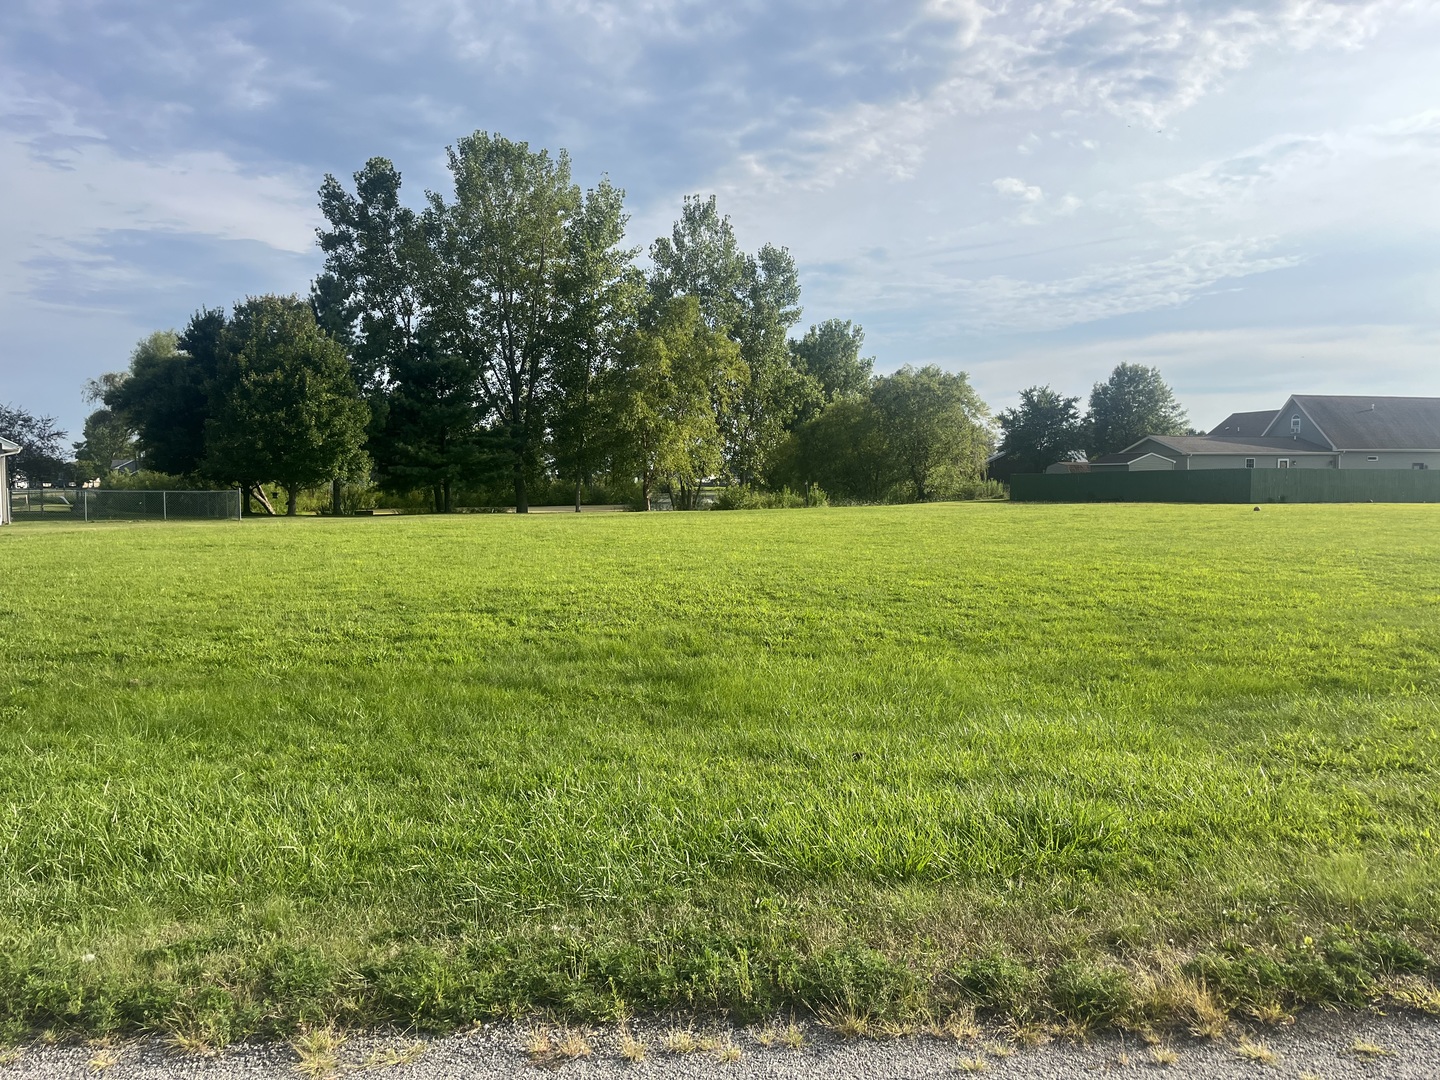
left=103, top=325, right=223, bottom=476
left=549, top=178, right=641, bottom=511
left=317, top=158, right=487, bottom=512
left=791, top=319, right=873, bottom=406
left=0, top=405, right=69, bottom=488
left=996, top=385, right=1085, bottom=475
left=649, top=195, right=810, bottom=486
left=73, top=409, right=135, bottom=480
left=1086, top=363, right=1188, bottom=456
left=728, top=242, right=807, bottom=485
left=205, top=296, right=369, bottom=515
left=317, top=158, right=431, bottom=397
left=610, top=297, right=741, bottom=510
left=426, top=132, right=581, bottom=513
left=871, top=365, right=992, bottom=501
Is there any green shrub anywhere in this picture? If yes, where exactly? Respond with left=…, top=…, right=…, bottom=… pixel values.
left=712, top=485, right=816, bottom=510
left=99, top=470, right=209, bottom=491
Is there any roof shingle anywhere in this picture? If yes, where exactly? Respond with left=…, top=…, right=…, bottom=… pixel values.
left=1275, top=395, right=1440, bottom=450
left=1209, top=410, right=1278, bottom=437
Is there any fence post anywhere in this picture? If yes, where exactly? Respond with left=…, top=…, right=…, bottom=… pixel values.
left=162, top=491, right=168, bottom=521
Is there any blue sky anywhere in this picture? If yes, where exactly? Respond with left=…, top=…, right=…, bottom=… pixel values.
left=3, top=0, right=1438, bottom=440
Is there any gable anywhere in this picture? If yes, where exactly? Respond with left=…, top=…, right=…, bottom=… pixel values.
left=1280, top=395, right=1440, bottom=450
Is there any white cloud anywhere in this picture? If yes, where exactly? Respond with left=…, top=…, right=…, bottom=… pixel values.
left=819, top=237, right=1302, bottom=336
left=733, top=0, right=1404, bottom=192
left=0, top=127, right=317, bottom=306
left=1132, top=108, right=1440, bottom=231
left=993, top=176, right=1043, bottom=202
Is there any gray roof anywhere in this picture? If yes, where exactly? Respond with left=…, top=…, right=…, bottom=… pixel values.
left=1271, top=395, right=1440, bottom=449
left=1209, top=410, right=1278, bottom=438
left=0, top=436, right=20, bottom=456
left=1091, top=451, right=1146, bottom=464
left=1140, top=434, right=1332, bottom=455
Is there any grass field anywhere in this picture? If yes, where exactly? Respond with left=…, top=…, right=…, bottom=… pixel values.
left=1, top=503, right=1438, bottom=1044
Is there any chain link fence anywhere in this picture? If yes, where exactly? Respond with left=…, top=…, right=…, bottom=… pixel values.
left=10, top=489, right=243, bottom=521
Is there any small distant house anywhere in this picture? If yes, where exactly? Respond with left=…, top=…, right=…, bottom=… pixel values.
left=0, top=437, right=20, bottom=525
left=1073, top=395, right=1440, bottom=473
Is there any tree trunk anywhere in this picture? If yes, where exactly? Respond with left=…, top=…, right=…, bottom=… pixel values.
left=331, top=477, right=343, bottom=516
left=286, top=486, right=298, bottom=516
left=443, top=478, right=453, bottom=514
left=574, top=480, right=582, bottom=513
left=642, top=476, right=651, bottom=511
left=250, top=485, right=276, bottom=516
left=514, top=466, right=528, bottom=514
left=433, top=485, right=442, bottom=514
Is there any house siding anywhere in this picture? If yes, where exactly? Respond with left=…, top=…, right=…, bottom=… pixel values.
left=1337, top=451, right=1440, bottom=470
left=1185, top=454, right=1331, bottom=470
left=1266, top=398, right=1334, bottom=447
left=0, top=456, right=7, bottom=525
left=1126, top=439, right=1184, bottom=469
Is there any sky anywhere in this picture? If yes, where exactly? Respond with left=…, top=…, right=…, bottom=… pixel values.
left=2, top=0, right=1438, bottom=441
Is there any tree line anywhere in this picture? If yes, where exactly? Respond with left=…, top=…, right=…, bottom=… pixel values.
left=992, top=364, right=1192, bottom=477
left=6, top=132, right=1194, bottom=512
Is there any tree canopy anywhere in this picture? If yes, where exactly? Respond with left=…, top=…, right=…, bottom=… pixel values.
left=996, top=385, right=1085, bottom=475
left=1087, top=363, right=1189, bottom=457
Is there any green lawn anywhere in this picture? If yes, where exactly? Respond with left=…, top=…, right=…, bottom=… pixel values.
left=1, top=503, right=1437, bottom=1041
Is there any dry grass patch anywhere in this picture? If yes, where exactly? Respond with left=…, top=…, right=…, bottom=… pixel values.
left=955, top=1055, right=988, bottom=1073
left=1148, top=1044, right=1178, bottom=1066
left=924, top=1009, right=980, bottom=1042
left=1248, top=1001, right=1293, bottom=1026
left=167, top=1029, right=217, bottom=1058
left=752, top=1021, right=807, bottom=1048
left=1235, top=1037, right=1277, bottom=1066
left=0, top=1048, right=20, bottom=1067
left=1349, top=1039, right=1392, bottom=1059
left=360, top=1042, right=427, bottom=1068
left=617, top=1025, right=646, bottom=1062
left=661, top=1029, right=702, bottom=1054
left=525, top=1027, right=592, bottom=1065
left=818, top=1005, right=873, bottom=1040
left=291, top=1027, right=345, bottom=1078
left=1384, top=976, right=1440, bottom=1015
left=1006, top=1020, right=1055, bottom=1047
left=86, top=1048, right=121, bottom=1074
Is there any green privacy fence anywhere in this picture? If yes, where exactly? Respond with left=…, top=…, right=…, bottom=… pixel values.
left=1011, top=470, right=1440, bottom=503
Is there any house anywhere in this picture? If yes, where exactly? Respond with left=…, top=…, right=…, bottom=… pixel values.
left=1207, top=410, right=1278, bottom=437
left=1084, top=395, right=1440, bottom=472
left=0, top=437, right=19, bottom=525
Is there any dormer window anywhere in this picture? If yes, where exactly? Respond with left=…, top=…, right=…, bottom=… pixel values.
left=1290, top=415, right=1301, bottom=433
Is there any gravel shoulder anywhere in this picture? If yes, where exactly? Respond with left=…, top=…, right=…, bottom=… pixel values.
left=4, top=1011, right=1437, bottom=1079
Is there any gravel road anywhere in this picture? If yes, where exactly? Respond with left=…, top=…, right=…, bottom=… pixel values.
left=4, top=1011, right=1435, bottom=1079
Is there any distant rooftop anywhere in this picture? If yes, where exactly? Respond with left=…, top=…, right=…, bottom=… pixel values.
left=1274, top=395, right=1440, bottom=449
left=1208, top=410, right=1278, bottom=438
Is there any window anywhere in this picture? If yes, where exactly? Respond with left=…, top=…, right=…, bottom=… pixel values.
left=1245, top=458, right=1255, bottom=469
left=1278, top=458, right=1291, bottom=469
left=1290, top=415, right=1302, bottom=432
left=1413, top=462, right=1428, bottom=471
left=1366, top=455, right=1379, bottom=461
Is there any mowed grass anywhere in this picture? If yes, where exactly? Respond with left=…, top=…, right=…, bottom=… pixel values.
left=0, top=503, right=1437, bottom=1042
